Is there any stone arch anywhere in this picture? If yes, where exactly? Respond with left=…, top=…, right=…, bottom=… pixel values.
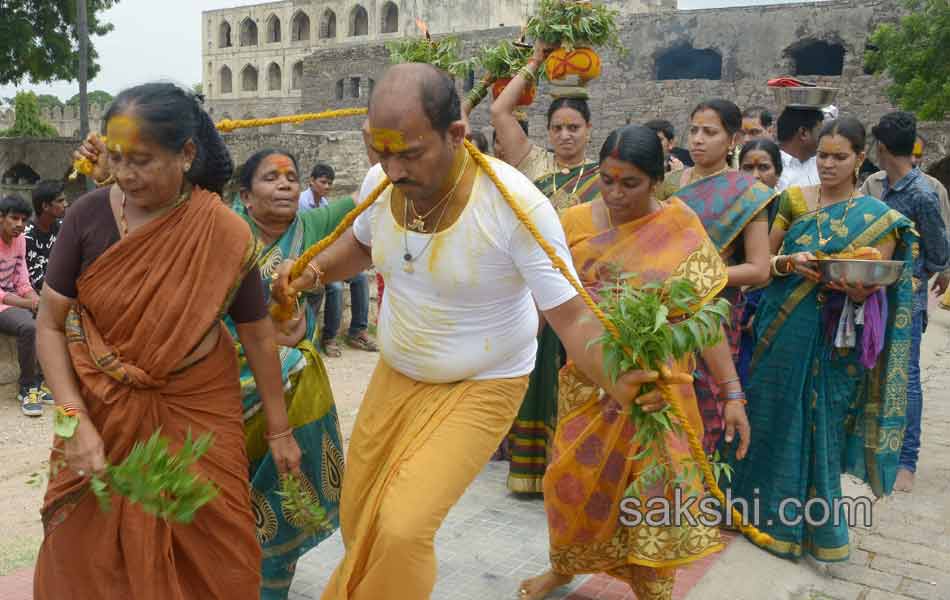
left=220, top=65, right=233, bottom=94
left=265, top=14, right=281, bottom=43
left=240, top=18, right=258, bottom=47
left=655, top=43, right=722, bottom=80
left=268, top=63, right=282, bottom=92
left=788, top=39, right=845, bottom=77
left=350, top=5, right=369, bottom=37
left=335, top=79, right=345, bottom=100
left=381, top=2, right=399, bottom=34
left=292, top=61, right=304, bottom=90
left=1, top=163, right=40, bottom=185
left=290, top=10, right=310, bottom=42
left=241, top=64, right=259, bottom=92
left=292, top=11, right=311, bottom=42
left=219, top=20, right=232, bottom=48
left=320, top=9, right=337, bottom=39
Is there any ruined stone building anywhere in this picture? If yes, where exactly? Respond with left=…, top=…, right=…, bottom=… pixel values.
left=201, top=0, right=673, bottom=123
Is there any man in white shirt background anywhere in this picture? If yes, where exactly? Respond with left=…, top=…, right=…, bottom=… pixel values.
left=775, top=106, right=824, bottom=191
left=299, top=163, right=334, bottom=212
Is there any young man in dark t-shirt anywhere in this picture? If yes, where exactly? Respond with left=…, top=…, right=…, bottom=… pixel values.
left=24, top=180, right=67, bottom=292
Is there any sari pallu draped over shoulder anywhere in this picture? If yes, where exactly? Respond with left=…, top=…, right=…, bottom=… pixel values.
left=35, top=187, right=263, bottom=600
left=728, top=195, right=915, bottom=562
left=666, top=170, right=778, bottom=454
left=543, top=199, right=728, bottom=598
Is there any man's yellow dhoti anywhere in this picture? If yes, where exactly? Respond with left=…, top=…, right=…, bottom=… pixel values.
left=321, top=361, right=529, bottom=599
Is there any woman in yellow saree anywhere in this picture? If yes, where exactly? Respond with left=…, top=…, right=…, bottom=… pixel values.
left=519, top=125, right=751, bottom=600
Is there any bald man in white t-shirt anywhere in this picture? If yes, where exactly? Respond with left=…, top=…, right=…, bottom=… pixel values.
left=274, top=64, right=661, bottom=600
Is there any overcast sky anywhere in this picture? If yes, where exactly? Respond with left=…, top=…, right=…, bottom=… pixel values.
left=1, top=0, right=808, bottom=101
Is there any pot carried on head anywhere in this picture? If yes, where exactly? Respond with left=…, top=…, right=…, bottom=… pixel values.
left=545, top=46, right=602, bottom=82
left=492, top=78, right=538, bottom=106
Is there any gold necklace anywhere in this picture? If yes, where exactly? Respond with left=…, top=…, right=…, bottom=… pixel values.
left=815, top=186, right=857, bottom=247
left=402, top=190, right=454, bottom=274
left=552, top=162, right=587, bottom=207
left=407, top=152, right=469, bottom=232
left=687, top=165, right=728, bottom=185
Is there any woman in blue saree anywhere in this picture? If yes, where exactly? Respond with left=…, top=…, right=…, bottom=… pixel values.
left=227, top=149, right=354, bottom=598
left=660, top=99, right=777, bottom=453
left=728, top=117, right=916, bottom=561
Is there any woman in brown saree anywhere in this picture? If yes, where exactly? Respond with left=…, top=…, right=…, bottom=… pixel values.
left=34, top=83, right=301, bottom=600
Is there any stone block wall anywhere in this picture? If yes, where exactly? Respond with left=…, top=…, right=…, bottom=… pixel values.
left=299, top=0, right=910, bottom=154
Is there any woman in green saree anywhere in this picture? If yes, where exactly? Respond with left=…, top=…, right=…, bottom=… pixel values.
left=660, top=99, right=776, bottom=454
left=227, top=149, right=354, bottom=598
left=490, top=40, right=603, bottom=493
left=729, top=117, right=916, bottom=561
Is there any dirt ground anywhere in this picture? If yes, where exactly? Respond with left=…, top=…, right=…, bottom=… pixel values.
left=0, top=348, right=379, bottom=575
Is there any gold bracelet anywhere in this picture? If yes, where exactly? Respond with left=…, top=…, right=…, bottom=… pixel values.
left=518, top=65, right=537, bottom=84
left=303, top=262, right=324, bottom=292
left=771, top=255, right=791, bottom=277
left=265, top=428, right=294, bottom=441
left=94, top=174, right=116, bottom=187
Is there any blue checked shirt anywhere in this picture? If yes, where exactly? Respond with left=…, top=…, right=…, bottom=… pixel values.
left=878, top=168, right=950, bottom=309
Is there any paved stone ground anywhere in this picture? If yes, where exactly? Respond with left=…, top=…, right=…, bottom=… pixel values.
left=3, top=303, right=947, bottom=600
left=288, top=461, right=730, bottom=600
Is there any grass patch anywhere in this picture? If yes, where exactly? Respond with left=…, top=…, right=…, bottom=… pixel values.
left=0, top=536, right=39, bottom=576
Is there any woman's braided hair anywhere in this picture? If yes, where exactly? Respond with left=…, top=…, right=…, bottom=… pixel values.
left=103, top=83, right=234, bottom=195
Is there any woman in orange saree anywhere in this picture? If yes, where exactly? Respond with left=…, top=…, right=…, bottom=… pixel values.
left=34, top=84, right=301, bottom=600
left=519, top=125, right=750, bottom=600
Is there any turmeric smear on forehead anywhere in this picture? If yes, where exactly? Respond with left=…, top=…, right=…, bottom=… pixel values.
left=105, top=114, right=145, bottom=154
left=369, top=128, right=410, bottom=153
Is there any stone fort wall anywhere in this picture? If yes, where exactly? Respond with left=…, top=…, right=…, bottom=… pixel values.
left=295, top=0, right=910, bottom=155
left=0, top=103, right=109, bottom=139
left=201, top=0, right=673, bottom=124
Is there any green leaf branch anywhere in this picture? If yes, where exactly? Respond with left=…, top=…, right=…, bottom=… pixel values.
left=593, top=274, right=730, bottom=498
left=525, top=0, right=623, bottom=53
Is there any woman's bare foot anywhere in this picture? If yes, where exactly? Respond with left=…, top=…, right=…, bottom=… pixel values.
left=518, top=571, right=573, bottom=600
left=894, top=468, right=915, bottom=492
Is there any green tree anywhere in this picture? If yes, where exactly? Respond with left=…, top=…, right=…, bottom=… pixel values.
left=1, top=92, right=59, bottom=138
left=36, top=94, right=65, bottom=112
left=865, top=0, right=950, bottom=121
left=193, top=83, right=203, bottom=96
left=0, top=1, right=119, bottom=86
left=66, top=90, right=114, bottom=107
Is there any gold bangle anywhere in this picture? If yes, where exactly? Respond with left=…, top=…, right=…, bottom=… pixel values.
left=771, top=255, right=791, bottom=277
left=303, top=262, right=324, bottom=291
left=265, top=428, right=294, bottom=441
